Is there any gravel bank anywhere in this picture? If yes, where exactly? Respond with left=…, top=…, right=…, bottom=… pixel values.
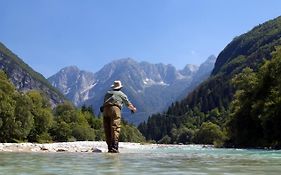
left=0, top=141, right=154, bottom=153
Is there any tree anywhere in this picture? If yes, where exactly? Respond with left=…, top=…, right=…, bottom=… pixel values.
left=27, top=91, right=53, bottom=143
left=51, top=102, right=95, bottom=141
left=227, top=67, right=263, bottom=147
left=120, top=122, right=145, bottom=143
left=177, top=127, right=195, bottom=144
left=0, top=71, right=34, bottom=142
left=227, top=46, right=281, bottom=148
left=0, top=71, right=16, bottom=142
left=194, top=122, right=225, bottom=145
left=256, top=46, right=281, bottom=147
left=13, top=93, right=34, bottom=141
left=158, top=135, right=171, bottom=144
left=50, top=121, right=72, bottom=142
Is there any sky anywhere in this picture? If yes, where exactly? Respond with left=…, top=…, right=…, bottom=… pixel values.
left=1, top=0, right=281, bottom=77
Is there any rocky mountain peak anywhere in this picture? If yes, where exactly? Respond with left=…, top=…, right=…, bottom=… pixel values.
left=0, top=42, right=65, bottom=106
left=48, top=66, right=95, bottom=105
left=48, top=56, right=215, bottom=124
left=59, top=65, right=80, bottom=73
left=111, top=58, right=138, bottom=66
left=202, top=55, right=217, bottom=67
left=180, top=64, right=199, bottom=77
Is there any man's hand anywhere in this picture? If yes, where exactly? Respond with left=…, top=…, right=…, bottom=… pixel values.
left=131, top=107, right=137, bottom=113
left=128, top=104, right=137, bottom=114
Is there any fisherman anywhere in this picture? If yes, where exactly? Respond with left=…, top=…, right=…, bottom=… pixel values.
left=101, top=80, right=137, bottom=153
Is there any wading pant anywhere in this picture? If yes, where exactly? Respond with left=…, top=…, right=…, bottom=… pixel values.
left=103, top=105, right=121, bottom=152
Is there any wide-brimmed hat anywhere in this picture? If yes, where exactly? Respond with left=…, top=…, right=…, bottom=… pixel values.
left=111, top=80, right=123, bottom=90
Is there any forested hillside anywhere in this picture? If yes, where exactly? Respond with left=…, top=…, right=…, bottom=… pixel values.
left=0, top=70, right=145, bottom=143
left=227, top=46, right=281, bottom=148
left=139, top=16, right=281, bottom=148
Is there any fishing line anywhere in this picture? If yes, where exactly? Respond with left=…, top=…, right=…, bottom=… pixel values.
left=121, top=111, right=189, bottom=118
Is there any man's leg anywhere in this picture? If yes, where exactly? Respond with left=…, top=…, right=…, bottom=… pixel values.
left=103, top=108, right=113, bottom=152
left=111, top=106, right=121, bottom=153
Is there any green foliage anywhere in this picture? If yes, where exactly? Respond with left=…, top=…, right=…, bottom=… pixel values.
left=194, top=122, right=225, bottom=145
left=170, top=126, right=195, bottom=144
left=227, top=46, right=281, bottom=148
left=138, top=16, right=281, bottom=148
left=182, top=16, right=281, bottom=114
left=0, top=71, right=34, bottom=142
left=50, top=102, right=95, bottom=141
left=176, top=127, right=195, bottom=144
left=158, top=135, right=171, bottom=144
left=72, top=125, right=95, bottom=141
left=138, top=106, right=226, bottom=145
left=227, top=67, right=261, bottom=147
left=0, top=71, right=145, bottom=143
left=120, top=121, right=145, bottom=143
left=54, top=101, right=75, bottom=116
left=81, top=104, right=94, bottom=114
left=13, top=93, right=34, bottom=141
left=27, top=91, right=53, bottom=143
left=50, top=121, right=72, bottom=142
left=213, top=16, right=281, bottom=75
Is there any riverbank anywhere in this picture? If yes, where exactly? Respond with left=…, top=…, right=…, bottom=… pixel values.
left=0, top=142, right=216, bottom=153
left=0, top=141, right=162, bottom=153
left=0, top=144, right=279, bottom=175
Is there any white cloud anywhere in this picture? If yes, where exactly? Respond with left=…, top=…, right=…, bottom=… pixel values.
left=190, top=50, right=197, bottom=56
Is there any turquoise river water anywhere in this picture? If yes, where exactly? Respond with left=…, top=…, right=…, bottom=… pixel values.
left=0, top=145, right=281, bottom=175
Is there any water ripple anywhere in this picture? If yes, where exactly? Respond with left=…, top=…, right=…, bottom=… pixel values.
left=0, top=145, right=281, bottom=175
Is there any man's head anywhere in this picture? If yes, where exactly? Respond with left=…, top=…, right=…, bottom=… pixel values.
left=111, top=80, right=123, bottom=90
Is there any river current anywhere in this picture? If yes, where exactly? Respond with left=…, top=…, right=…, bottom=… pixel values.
left=0, top=145, right=280, bottom=175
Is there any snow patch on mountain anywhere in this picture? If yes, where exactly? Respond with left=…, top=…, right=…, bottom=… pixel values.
left=48, top=56, right=216, bottom=124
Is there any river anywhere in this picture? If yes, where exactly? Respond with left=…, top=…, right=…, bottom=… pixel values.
left=0, top=145, right=280, bottom=175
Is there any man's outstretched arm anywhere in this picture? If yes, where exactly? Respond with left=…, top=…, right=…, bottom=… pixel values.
left=128, top=103, right=137, bottom=113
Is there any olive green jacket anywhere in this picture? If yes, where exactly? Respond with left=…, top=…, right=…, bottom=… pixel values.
left=103, top=90, right=131, bottom=109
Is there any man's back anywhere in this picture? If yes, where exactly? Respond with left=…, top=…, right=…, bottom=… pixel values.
left=104, top=90, right=130, bottom=108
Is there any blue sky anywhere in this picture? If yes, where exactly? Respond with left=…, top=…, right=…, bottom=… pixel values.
left=1, top=0, right=281, bottom=77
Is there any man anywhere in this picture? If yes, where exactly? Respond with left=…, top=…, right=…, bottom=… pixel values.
left=102, top=80, right=137, bottom=153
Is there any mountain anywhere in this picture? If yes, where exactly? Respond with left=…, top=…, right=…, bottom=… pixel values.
left=178, top=55, right=217, bottom=100
left=185, top=16, right=281, bottom=112
left=138, top=16, right=281, bottom=144
left=191, top=55, right=217, bottom=84
left=0, top=42, right=65, bottom=106
left=48, top=66, right=95, bottom=105
left=49, top=57, right=215, bottom=124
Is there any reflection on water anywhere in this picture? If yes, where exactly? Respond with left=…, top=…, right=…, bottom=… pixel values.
left=0, top=145, right=281, bottom=175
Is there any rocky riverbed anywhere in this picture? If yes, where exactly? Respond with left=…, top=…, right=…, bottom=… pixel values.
left=0, top=141, right=158, bottom=153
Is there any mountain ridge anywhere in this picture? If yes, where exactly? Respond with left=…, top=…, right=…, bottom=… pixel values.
left=48, top=56, right=215, bottom=124
left=0, top=42, right=65, bottom=106
left=137, top=15, right=281, bottom=145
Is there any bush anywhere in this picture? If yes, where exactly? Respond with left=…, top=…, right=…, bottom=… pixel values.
left=194, top=122, right=225, bottom=145
left=36, top=132, right=53, bottom=143
left=72, top=125, right=95, bottom=141
left=50, top=121, right=72, bottom=142
left=120, top=123, right=145, bottom=142
left=158, top=135, right=171, bottom=144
